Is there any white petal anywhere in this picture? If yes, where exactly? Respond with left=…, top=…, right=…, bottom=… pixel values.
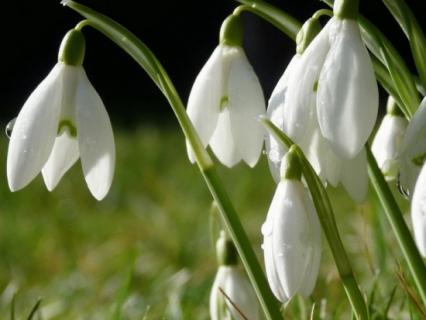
left=7, top=63, right=64, bottom=191
left=227, top=48, right=265, bottom=167
left=283, top=20, right=332, bottom=143
left=209, top=108, right=239, bottom=167
left=270, top=181, right=316, bottom=299
left=372, top=114, right=408, bottom=180
left=76, top=69, right=115, bottom=200
left=399, top=97, right=426, bottom=194
left=210, top=267, right=228, bottom=320
left=224, top=268, right=260, bottom=320
left=298, top=191, right=321, bottom=297
left=42, top=132, right=80, bottom=190
left=186, top=46, right=224, bottom=147
left=262, top=183, right=288, bottom=302
left=340, top=148, right=368, bottom=203
left=317, top=19, right=379, bottom=159
left=266, top=55, right=301, bottom=182
left=318, top=140, right=342, bottom=187
left=411, top=163, right=426, bottom=257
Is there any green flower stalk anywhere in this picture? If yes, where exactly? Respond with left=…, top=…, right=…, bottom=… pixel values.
left=62, top=1, right=282, bottom=319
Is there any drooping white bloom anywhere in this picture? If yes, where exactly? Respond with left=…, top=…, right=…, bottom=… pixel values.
left=266, top=37, right=369, bottom=203
left=262, top=179, right=321, bottom=302
left=411, top=163, right=426, bottom=257
left=7, top=62, right=115, bottom=200
left=210, top=266, right=260, bottom=320
left=399, top=97, right=426, bottom=196
left=317, top=18, right=379, bottom=159
left=186, top=44, right=265, bottom=167
left=266, top=54, right=301, bottom=182
left=372, top=111, right=408, bottom=180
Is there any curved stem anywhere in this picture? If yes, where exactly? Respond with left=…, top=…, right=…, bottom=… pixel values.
left=64, top=1, right=282, bottom=319
left=312, top=9, right=334, bottom=20
left=366, top=146, right=426, bottom=305
left=261, top=118, right=368, bottom=320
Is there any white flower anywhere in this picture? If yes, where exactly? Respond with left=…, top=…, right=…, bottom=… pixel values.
left=317, top=18, right=379, bottom=159
left=399, top=97, right=426, bottom=196
left=262, top=178, right=321, bottom=302
left=210, top=266, right=259, bottom=320
left=372, top=101, right=408, bottom=180
left=266, top=41, right=369, bottom=202
left=266, top=54, right=301, bottom=182
left=186, top=44, right=265, bottom=167
left=411, top=162, right=426, bottom=257
left=7, top=62, right=115, bottom=200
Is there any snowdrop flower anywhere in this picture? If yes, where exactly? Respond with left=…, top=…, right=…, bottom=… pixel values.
left=7, top=29, right=115, bottom=200
left=210, top=232, right=259, bottom=320
left=262, top=148, right=321, bottom=302
left=266, top=17, right=320, bottom=182
left=411, top=162, right=426, bottom=257
left=284, top=0, right=378, bottom=160
left=267, top=16, right=368, bottom=203
left=372, top=96, right=408, bottom=180
left=398, top=97, right=426, bottom=197
left=186, top=14, right=265, bottom=167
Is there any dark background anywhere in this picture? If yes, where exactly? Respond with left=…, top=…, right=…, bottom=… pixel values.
left=1, top=0, right=426, bottom=128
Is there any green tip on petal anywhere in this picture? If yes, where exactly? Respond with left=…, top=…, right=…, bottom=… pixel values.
left=58, top=29, right=86, bottom=66
left=333, top=0, right=359, bottom=20
left=386, top=96, right=404, bottom=117
left=220, top=14, right=243, bottom=47
left=296, top=17, right=321, bottom=54
left=216, top=231, right=238, bottom=266
left=280, top=146, right=302, bottom=181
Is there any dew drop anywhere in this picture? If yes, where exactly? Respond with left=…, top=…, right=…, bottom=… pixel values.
left=397, top=172, right=410, bottom=199
left=5, top=118, right=16, bottom=139
left=261, top=222, right=273, bottom=237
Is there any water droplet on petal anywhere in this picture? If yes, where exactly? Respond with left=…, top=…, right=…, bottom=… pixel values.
left=397, top=172, right=410, bottom=199
left=261, top=222, right=273, bottom=237
left=5, top=117, right=16, bottom=139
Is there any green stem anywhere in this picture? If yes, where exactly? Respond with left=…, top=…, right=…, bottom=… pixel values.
left=63, top=1, right=282, bottom=319
left=366, top=146, right=426, bottom=305
left=261, top=118, right=368, bottom=320
left=234, top=0, right=302, bottom=41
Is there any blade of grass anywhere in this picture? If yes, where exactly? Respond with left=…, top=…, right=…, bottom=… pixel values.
left=366, top=147, right=426, bottom=306
left=382, top=0, right=426, bottom=91
left=26, top=299, right=41, bottom=320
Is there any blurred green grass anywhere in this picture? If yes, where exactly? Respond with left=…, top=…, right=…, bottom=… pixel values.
left=0, top=125, right=419, bottom=319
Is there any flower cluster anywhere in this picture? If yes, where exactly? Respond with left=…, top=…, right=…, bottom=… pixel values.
left=266, top=12, right=378, bottom=203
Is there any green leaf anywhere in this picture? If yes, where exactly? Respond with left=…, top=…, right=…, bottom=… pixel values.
left=359, top=16, right=419, bottom=118
left=383, top=0, right=426, bottom=91
left=234, top=0, right=301, bottom=40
